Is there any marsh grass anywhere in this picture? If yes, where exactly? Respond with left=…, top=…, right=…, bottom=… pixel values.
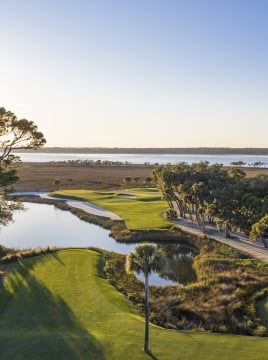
left=102, top=237, right=268, bottom=336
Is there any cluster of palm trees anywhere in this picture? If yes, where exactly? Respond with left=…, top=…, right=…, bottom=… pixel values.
left=153, top=161, right=268, bottom=237
left=124, top=176, right=152, bottom=185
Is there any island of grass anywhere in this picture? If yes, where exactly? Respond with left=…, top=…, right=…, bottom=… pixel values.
left=1, top=249, right=268, bottom=360
left=51, top=188, right=174, bottom=230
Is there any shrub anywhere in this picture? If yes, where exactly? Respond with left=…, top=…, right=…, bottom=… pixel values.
left=254, top=325, right=267, bottom=336
left=166, top=208, right=177, bottom=219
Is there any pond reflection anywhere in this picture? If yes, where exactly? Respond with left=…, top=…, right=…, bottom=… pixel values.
left=157, top=244, right=198, bottom=285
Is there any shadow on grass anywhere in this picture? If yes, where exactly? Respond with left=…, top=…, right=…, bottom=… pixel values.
left=147, top=350, right=159, bottom=359
left=0, top=256, right=105, bottom=360
left=50, top=251, right=67, bottom=266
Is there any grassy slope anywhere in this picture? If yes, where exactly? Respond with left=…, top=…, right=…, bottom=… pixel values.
left=52, top=188, right=173, bottom=230
left=0, top=250, right=268, bottom=360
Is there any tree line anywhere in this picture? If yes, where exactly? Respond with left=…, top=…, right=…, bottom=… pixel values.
left=153, top=161, right=268, bottom=240
left=13, top=147, right=268, bottom=155
left=49, top=159, right=135, bottom=166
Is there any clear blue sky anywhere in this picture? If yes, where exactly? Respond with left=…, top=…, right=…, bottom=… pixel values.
left=0, top=0, right=267, bottom=148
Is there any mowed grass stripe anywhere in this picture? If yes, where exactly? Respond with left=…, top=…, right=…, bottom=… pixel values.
left=0, top=250, right=268, bottom=359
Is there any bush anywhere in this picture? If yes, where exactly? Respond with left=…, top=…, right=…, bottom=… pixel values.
left=254, top=325, right=267, bottom=336
left=166, top=208, right=177, bottom=219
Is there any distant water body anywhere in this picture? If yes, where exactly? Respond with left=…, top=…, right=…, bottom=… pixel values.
left=16, top=152, right=268, bottom=167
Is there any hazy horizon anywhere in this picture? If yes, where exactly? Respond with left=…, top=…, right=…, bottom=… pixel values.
left=1, top=0, right=267, bottom=148
left=14, top=146, right=268, bottom=155
left=27, top=146, right=268, bottom=149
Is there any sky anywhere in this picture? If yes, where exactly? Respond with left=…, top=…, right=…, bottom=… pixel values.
left=0, top=0, right=268, bottom=148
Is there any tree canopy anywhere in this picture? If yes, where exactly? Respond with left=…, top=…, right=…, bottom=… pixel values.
left=250, top=215, right=268, bottom=247
left=153, top=161, right=268, bottom=238
left=0, top=107, right=46, bottom=226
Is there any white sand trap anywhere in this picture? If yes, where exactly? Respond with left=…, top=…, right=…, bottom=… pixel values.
left=64, top=200, right=121, bottom=220
left=118, top=193, right=135, bottom=198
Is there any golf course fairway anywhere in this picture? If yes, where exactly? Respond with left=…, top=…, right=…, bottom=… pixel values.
left=0, top=249, right=267, bottom=359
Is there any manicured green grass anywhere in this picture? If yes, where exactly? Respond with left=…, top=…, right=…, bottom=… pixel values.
left=0, top=250, right=268, bottom=359
left=52, top=188, right=174, bottom=230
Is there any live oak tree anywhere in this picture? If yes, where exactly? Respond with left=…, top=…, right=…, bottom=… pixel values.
left=250, top=215, right=268, bottom=248
left=153, top=162, right=268, bottom=238
left=0, top=107, right=46, bottom=226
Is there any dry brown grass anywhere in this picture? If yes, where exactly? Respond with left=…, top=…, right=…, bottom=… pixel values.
left=14, top=162, right=154, bottom=191
left=14, top=163, right=268, bottom=192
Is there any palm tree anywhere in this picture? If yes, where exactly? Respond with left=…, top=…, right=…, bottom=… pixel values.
left=53, top=178, right=60, bottom=190
left=133, top=176, right=140, bottom=183
left=145, top=176, right=152, bottom=186
left=124, top=176, right=132, bottom=185
left=126, top=244, right=166, bottom=353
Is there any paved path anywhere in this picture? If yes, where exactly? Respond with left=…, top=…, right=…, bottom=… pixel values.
left=174, top=217, right=268, bottom=263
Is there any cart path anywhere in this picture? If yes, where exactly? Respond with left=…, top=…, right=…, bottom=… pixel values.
left=174, top=216, right=268, bottom=263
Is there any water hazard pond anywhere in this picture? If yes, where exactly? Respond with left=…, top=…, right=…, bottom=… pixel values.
left=0, top=202, right=197, bottom=286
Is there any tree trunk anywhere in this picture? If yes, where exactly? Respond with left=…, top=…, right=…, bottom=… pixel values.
left=261, top=237, right=268, bottom=248
left=202, top=214, right=206, bottom=234
left=175, top=199, right=184, bottom=217
left=225, top=222, right=231, bottom=238
left=144, top=273, right=149, bottom=353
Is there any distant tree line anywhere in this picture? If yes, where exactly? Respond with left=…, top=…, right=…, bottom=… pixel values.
left=11, top=147, right=268, bottom=155
left=49, top=159, right=155, bottom=167
left=50, top=160, right=134, bottom=166
left=230, top=160, right=264, bottom=168
left=153, top=161, right=268, bottom=238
